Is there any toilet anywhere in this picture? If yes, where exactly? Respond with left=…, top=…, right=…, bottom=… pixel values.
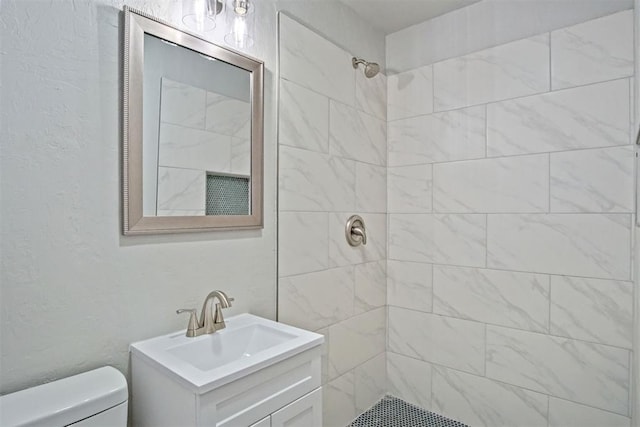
left=0, top=366, right=128, bottom=426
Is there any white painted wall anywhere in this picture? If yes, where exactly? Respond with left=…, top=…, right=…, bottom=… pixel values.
left=0, top=0, right=384, bottom=395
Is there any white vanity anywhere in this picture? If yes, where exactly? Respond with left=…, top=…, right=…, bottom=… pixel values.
left=130, top=314, right=323, bottom=427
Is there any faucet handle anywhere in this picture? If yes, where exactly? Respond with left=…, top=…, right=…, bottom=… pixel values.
left=176, top=309, right=199, bottom=337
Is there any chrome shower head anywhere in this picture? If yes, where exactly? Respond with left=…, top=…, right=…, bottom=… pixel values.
left=352, top=57, right=380, bottom=78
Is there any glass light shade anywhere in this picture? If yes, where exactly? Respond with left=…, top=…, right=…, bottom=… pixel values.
left=182, top=0, right=217, bottom=32
left=224, top=0, right=254, bottom=49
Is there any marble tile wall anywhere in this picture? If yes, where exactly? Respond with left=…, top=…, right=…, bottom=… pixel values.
left=156, top=78, right=251, bottom=215
left=386, top=9, right=635, bottom=427
left=277, top=14, right=387, bottom=427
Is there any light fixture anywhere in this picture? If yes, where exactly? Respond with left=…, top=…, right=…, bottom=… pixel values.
left=224, top=0, right=254, bottom=49
left=182, top=0, right=222, bottom=32
left=232, top=0, right=249, bottom=15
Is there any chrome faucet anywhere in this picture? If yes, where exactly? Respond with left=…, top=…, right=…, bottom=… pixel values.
left=176, top=290, right=234, bottom=337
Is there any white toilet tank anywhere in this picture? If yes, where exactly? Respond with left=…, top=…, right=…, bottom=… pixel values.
left=0, top=366, right=128, bottom=427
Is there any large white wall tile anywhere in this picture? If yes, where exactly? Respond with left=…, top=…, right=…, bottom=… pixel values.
left=549, top=397, right=631, bottom=427
left=278, top=212, right=328, bottom=277
left=432, top=366, right=548, bottom=427
left=356, top=71, right=386, bottom=121
left=486, top=326, right=630, bottom=415
left=433, top=266, right=549, bottom=332
left=429, top=214, right=486, bottom=267
left=158, top=123, right=232, bottom=173
left=487, top=79, right=631, bottom=156
left=387, top=65, right=433, bottom=121
left=551, top=10, right=634, bottom=90
left=328, top=307, right=386, bottom=378
left=550, top=276, right=633, bottom=348
left=389, top=214, right=486, bottom=267
left=279, top=79, right=329, bottom=153
left=385, top=0, right=631, bottom=74
left=388, top=214, right=431, bottom=263
left=354, top=353, right=386, bottom=413
left=279, top=146, right=355, bottom=212
left=330, top=101, right=386, bottom=166
left=156, top=167, right=205, bottom=212
left=324, top=372, right=356, bottom=427
left=433, top=155, right=549, bottom=213
left=389, top=307, right=485, bottom=375
left=550, top=146, right=634, bottom=213
left=487, top=214, right=631, bottom=280
left=387, top=352, right=432, bottom=409
left=160, top=78, right=206, bottom=129
left=387, top=165, right=432, bottom=213
left=433, top=34, right=550, bottom=111
left=279, top=14, right=354, bottom=106
left=356, top=163, right=387, bottom=213
left=329, top=213, right=386, bottom=267
left=205, top=93, right=251, bottom=138
left=387, top=260, right=432, bottom=312
left=230, top=137, right=250, bottom=176
left=355, top=261, right=386, bottom=314
left=388, top=106, right=485, bottom=166
left=278, top=267, right=354, bottom=331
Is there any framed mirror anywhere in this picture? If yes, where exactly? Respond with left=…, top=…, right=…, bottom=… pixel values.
left=122, top=6, right=263, bottom=235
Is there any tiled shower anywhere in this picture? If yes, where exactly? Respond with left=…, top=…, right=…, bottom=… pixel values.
left=278, top=12, right=388, bottom=427
left=277, top=6, right=636, bottom=427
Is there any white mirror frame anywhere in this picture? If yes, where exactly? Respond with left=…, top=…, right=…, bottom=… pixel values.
left=122, top=6, right=264, bottom=235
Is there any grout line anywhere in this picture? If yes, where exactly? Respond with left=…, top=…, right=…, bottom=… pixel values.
left=435, top=75, right=631, bottom=116
left=389, top=145, right=633, bottom=169
left=388, top=100, right=486, bottom=122
left=387, top=304, right=633, bottom=351
left=546, top=396, right=551, bottom=427
left=363, top=209, right=633, bottom=216
left=385, top=259, right=633, bottom=284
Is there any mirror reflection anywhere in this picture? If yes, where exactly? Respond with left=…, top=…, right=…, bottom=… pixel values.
left=142, top=34, right=252, bottom=217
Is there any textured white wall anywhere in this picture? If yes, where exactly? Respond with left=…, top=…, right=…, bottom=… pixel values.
left=0, top=0, right=384, bottom=395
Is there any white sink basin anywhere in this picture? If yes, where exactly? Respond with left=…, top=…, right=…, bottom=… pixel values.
left=130, top=314, right=323, bottom=393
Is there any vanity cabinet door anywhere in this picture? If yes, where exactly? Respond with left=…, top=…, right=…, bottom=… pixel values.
left=249, top=416, right=271, bottom=427
left=270, top=388, right=322, bottom=427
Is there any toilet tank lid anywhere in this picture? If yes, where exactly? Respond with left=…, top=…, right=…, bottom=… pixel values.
left=0, top=366, right=128, bottom=427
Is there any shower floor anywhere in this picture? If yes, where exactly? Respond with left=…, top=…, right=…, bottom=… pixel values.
left=348, top=395, right=468, bottom=427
